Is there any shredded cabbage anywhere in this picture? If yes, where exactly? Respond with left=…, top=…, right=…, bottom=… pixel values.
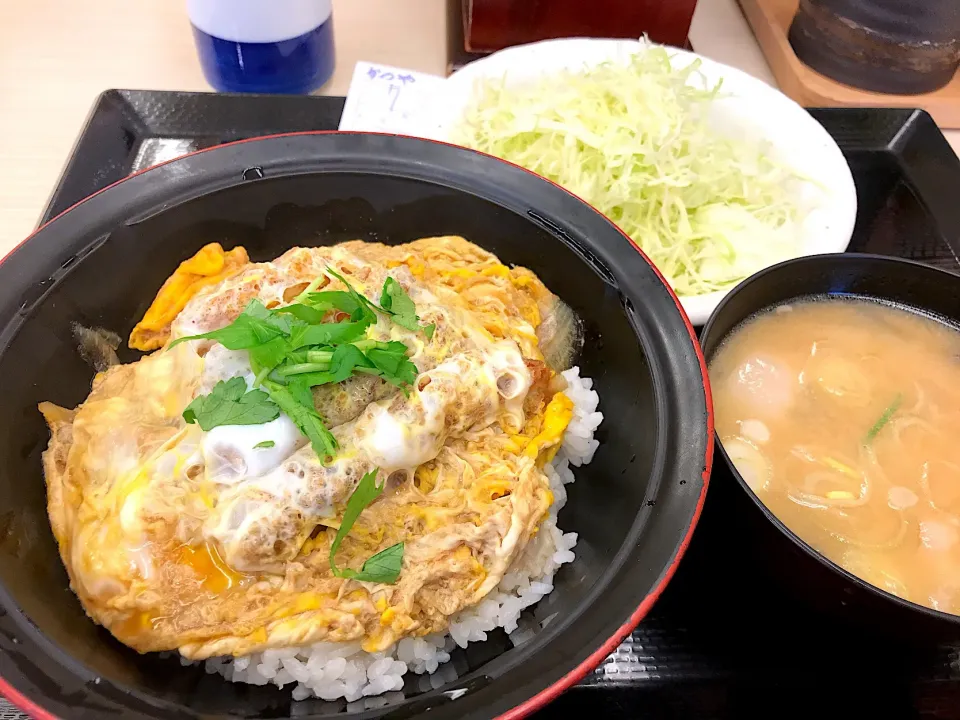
left=452, top=47, right=804, bottom=297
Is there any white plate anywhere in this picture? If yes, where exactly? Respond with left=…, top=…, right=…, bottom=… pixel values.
left=409, top=38, right=857, bottom=326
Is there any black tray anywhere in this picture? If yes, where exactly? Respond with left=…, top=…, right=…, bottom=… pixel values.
left=23, top=90, right=960, bottom=720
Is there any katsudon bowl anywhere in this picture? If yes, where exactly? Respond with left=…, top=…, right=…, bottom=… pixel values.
left=0, top=132, right=711, bottom=719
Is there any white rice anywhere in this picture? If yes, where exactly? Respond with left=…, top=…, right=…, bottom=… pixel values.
left=201, top=367, right=602, bottom=703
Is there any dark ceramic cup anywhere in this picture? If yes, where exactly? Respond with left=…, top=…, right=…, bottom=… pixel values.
left=790, top=0, right=960, bottom=94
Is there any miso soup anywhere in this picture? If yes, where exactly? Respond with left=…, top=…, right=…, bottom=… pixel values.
left=711, top=297, right=960, bottom=614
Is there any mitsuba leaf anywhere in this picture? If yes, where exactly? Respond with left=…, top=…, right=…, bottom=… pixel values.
left=328, top=469, right=404, bottom=584
left=379, top=277, right=434, bottom=337
left=289, top=319, right=372, bottom=349
left=366, top=341, right=419, bottom=387
left=263, top=380, right=337, bottom=460
left=292, top=344, right=376, bottom=387
left=345, top=543, right=404, bottom=584
left=182, top=377, right=280, bottom=431
left=169, top=299, right=290, bottom=350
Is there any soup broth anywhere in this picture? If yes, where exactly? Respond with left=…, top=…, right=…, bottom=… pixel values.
left=711, top=297, right=960, bottom=614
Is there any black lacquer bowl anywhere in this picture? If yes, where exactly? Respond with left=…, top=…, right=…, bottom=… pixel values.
left=0, top=133, right=712, bottom=719
left=700, top=253, right=960, bottom=643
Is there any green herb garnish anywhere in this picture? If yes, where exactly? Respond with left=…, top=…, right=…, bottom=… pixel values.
left=247, top=335, right=290, bottom=374
left=182, top=377, right=280, bottom=431
left=280, top=344, right=374, bottom=384
left=305, top=290, right=373, bottom=318
left=274, top=302, right=326, bottom=324
left=254, top=440, right=275, bottom=449
left=328, top=468, right=404, bottom=584
left=321, top=270, right=434, bottom=338
left=288, top=318, right=371, bottom=349
left=865, top=393, right=903, bottom=443
left=263, top=380, right=338, bottom=462
left=366, top=341, right=419, bottom=388
left=169, top=300, right=290, bottom=350
left=319, top=268, right=380, bottom=322
left=174, top=267, right=433, bottom=463
left=380, top=276, right=435, bottom=338
left=380, top=277, right=419, bottom=331
left=352, top=543, right=405, bottom=583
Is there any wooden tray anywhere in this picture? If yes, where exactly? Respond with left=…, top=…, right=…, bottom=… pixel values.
left=739, top=0, right=960, bottom=128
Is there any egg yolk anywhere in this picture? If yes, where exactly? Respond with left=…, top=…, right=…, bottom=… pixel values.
left=178, top=542, right=247, bottom=594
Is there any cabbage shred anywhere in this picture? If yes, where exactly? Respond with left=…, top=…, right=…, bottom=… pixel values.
left=452, top=47, right=803, bottom=297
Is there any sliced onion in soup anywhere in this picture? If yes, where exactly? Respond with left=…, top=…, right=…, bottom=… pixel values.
left=919, top=459, right=960, bottom=513
left=840, top=550, right=909, bottom=600
left=740, top=418, right=770, bottom=445
left=784, top=447, right=869, bottom=509
left=807, top=355, right=873, bottom=408
left=816, top=502, right=907, bottom=550
left=723, top=437, right=771, bottom=493
left=929, top=586, right=960, bottom=614
left=919, top=518, right=959, bottom=551
left=887, top=486, right=919, bottom=510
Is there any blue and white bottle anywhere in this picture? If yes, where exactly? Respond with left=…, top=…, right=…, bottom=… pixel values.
left=188, top=0, right=335, bottom=94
